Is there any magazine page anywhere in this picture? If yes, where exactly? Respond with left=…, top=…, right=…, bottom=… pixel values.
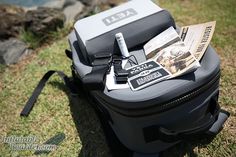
left=180, top=21, right=216, bottom=60
left=154, top=42, right=200, bottom=77
left=144, top=26, right=181, bottom=59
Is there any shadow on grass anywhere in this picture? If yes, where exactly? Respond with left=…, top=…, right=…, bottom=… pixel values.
left=160, top=136, right=216, bottom=157
left=49, top=80, right=113, bottom=157
left=0, top=64, right=7, bottom=75
left=49, top=80, right=217, bottom=157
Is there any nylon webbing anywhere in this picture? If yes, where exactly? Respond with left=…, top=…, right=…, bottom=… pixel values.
left=20, top=70, right=76, bottom=117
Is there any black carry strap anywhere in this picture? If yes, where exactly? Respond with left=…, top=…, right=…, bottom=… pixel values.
left=82, top=65, right=111, bottom=90
left=66, top=50, right=113, bottom=90
left=65, top=49, right=73, bottom=60
left=66, top=49, right=129, bottom=90
left=81, top=52, right=113, bottom=90
left=20, top=70, right=76, bottom=117
left=144, top=99, right=221, bottom=143
left=21, top=51, right=127, bottom=116
left=78, top=52, right=128, bottom=89
left=21, top=52, right=112, bottom=116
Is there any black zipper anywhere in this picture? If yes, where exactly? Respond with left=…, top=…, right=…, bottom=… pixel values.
left=155, top=71, right=221, bottom=114
left=95, top=71, right=221, bottom=117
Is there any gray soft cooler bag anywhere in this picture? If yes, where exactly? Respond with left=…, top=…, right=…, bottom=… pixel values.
left=67, top=0, right=230, bottom=156
left=68, top=0, right=229, bottom=155
left=20, top=0, right=229, bottom=156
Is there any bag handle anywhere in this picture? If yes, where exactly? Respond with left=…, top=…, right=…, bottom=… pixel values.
left=159, top=99, right=220, bottom=142
left=144, top=99, right=220, bottom=143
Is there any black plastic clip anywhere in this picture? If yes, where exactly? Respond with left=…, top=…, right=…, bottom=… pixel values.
left=92, top=53, right=112, bottom=66
left=113, top=58, right=128, bottom=84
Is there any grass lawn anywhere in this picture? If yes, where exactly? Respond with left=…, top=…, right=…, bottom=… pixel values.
left=0, top=0, right=235, bottom=156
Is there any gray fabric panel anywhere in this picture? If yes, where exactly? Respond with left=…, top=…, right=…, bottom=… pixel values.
left=86, top=10, right=175, bottom=63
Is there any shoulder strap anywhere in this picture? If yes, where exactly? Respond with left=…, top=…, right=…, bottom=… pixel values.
left=80, top=52, right=113, bottom=90
left=20, top=51, right=125, bottom=116
left=82, top=65, right=110, bottom=90
left=67, top=49, right=128, bottom=90
left=20, top=70, right=76, bottom=117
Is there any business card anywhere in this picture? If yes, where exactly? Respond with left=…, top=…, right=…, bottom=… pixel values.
left=126, top=60, right=171, bottom=91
